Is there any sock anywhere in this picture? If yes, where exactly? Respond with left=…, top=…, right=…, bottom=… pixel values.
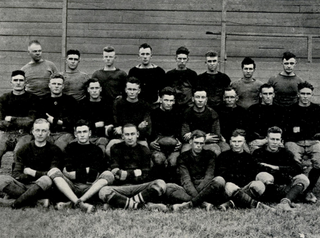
left=12, top=184, right=43, bottom=209
left=286, top=184, right=303, bottom=202
left=107, top=192, right=141, bottom=209
left=232, top=190, right=258, bottom=208
left=306, top=168, right=320, bottom=193
left=134, top=186, right=160, bottom=204
left=3, top=183, right=26, bottom=199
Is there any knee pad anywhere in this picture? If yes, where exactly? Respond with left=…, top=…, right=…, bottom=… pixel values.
left=151, top=152, right=166, bottom=165
left=151, top=179, right=166, bottom=195
left=256, top=172, right=274, bottom=185
left=98, top=187, right=115, bottom=202
left=249, top=181, right=265, bottom=196
left=99, top=171, right=115, bottom=185
left=0, top=175, right=14, bottom=191
left=225, top=182, right=240, bottom=197
left=292, top=174, right=310, bottom=191
left=36, top=175, right=53, bottom=191
left=212, top=176, right=226, bottom=188
left=47, top=167, right=63, bottom=180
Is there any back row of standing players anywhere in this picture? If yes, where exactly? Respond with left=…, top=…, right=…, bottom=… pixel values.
left=0, top=40, right=319, bottom=212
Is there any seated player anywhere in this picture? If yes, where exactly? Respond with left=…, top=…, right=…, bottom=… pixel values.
left=215, top=129, right=273, bottom=210
left=79, top=78, right=113, bottom=155
left=0, top=70, right=38, bottom=167
left=167, top=130, right=226, bottom=211
left=63, top=49, right=90, bottom=101
left=37, top=74, right=79, bottom=152
left=181, top=87, right=229, bottom=156
left=253, top=126, right=310, bottom=211
left=99, top=124, right=167, bottom=211
left=106, top=77, right=151, bottom=156
left=149, top=87, right=182, bottom=183
left=48, top=120, right=114, bottom=213
left=284, top=81, right=320, bottom=203
left=0, top=118, right=63, bottom=208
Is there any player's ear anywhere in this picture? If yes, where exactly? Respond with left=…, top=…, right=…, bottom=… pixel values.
left=136, top=131, right=140, bottom=138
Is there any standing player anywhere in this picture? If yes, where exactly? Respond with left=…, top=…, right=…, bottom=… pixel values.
left=63, top=49, right=90, bottom=101
left=21, top=40, right=58, bottom=97
left=128, top=43, right=166, bottom=106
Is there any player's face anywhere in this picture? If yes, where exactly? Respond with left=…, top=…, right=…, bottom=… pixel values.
left=266, top=132, right=282, bottom=152
left=139, top=48, right=152, bottom=66
left=230, top=135, right=245, bottom=153
left=193, top=91, right=207, bottom=109
left=298, top=88, right=313, bottom=106
left=125, top=82, right=140, bottom=100
left=11, top=75, right=26, bottom=92
left=87, top=82, right=102, bottom=99
left=223, top=90, right=237, bottom=107
left=122, top=126, right=139, bottom=147
left=176, top=53, right=188, bottom=70
left=190, top=136, right=205, bottom=154
left=28, top=43, right=42, bottom=62
left=103, top=51, right=116, bottom=67
left=66, top=54, right=80, bottom=70
left=282, top=58, right=296, bottom=75
left=205, top=56, right=219, bottom=72
left=242, top=64, right=255, bottom=79
left=75, top=125, right=91, bottom=144
left=32, top=123, right=50, bottom=143
left=49, top=78, right=64, bottom=95
left=160, top=94, right=175, bottom=111
left=260, top=87, right=274, bottom=105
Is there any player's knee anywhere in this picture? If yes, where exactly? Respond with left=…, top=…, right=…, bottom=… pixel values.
left=47, top=167, right=63, bottom=180
left=249, top=180, right=265, bottom=196
left=0, top=175, right=14, bottom=191
left=99, top=171, right=114, bottom=185
left=211, top=176, right=226, bottom=188
left=225, top=182, right=240, bottom=197
left=256, top=172, right=274, bottom=185
left=36, top=175, right=52, bottom=191
left=99, top=186, right=114, bottom=202
left=151, top=179, right=166, bottom=195
left=151, top=151, right=166, bottom=166
left=292, top=174, right=310, bottom=191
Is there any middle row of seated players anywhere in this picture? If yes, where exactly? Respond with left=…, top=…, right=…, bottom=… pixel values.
left=0, top=119, right=309, bottom=213
left=1, top=69, right=320, bottom=204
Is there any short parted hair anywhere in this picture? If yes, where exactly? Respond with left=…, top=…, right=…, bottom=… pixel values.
left=176, top=46, right=190, bottom=56
left=267, top=126, right=282, bottom=135
left=84, top=78, right=100, bottom=89
left=139, top=43, right=152, bottom=51
left=231, top=129, right=246, bottom=139
left=50, top=74, right=65, bottom=82
left=241, top=57, right=256, bottom=69
left=205, top=50, right=218, bottom=58
left=67, top=49, right=80, bottom=57
left=259, top=83, right=274, bottom=93
left=191, top=130, right=206, bottom=140
left=126, top=77, right=140, bottom=87
left=74, top=119, right=91, bottom=131
left=103, top=46, right=115, bottom=53
left=298, top=81, right=314, bottom=91
left=282, top=51, right=296, bottom=60
left=33, top=118, right=50, bottom=129
left=224, top=87, right=237, bottom=95
left=160, top=87, right=176, bottom=98
left=122, top=123, right=138, bottom=132
left=192, top=86, right=207, bottom=96
left=29, top=40, right=41, bottom=46
left=11, top=70, right=25, bottom=78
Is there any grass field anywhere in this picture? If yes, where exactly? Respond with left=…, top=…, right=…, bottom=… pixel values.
left=1, top=153, right=320, bottom=238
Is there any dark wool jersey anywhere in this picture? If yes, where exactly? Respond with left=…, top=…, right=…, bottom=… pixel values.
left=177, top=150, right=216, bottom=197
left=196, top=72, right=231, bottom=108
left=64, top=142, right=106, bottom=183
left=215, top=150, right=258, bottom=187
left=13, top=141, right=63, bottom=183
left=110, top=142, right=151, bottom=185
left=164, top=68, right=197, bottom=107
left=150, top=107, right=182, bottom=140
left=181, top=106, right=221, bottom=137
left=246, top=103, right=284, bottom=142
left=253, top=146, right=302, bottom=185
left=215, top=105, right=247, bottom=142
left=37, top=94, right=78, bottom=133
left=0, top=91, right=38, bottom=131
left=79, top=97, right=113, bottom=137
left=128, top=66, right=166, bottom=104
left=92, top=68, right=127, bottom=106
left=284, top=102, right=320, bottom=142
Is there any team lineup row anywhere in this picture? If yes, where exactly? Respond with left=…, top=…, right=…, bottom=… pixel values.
left=0, top=40, right=318, bottom=212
